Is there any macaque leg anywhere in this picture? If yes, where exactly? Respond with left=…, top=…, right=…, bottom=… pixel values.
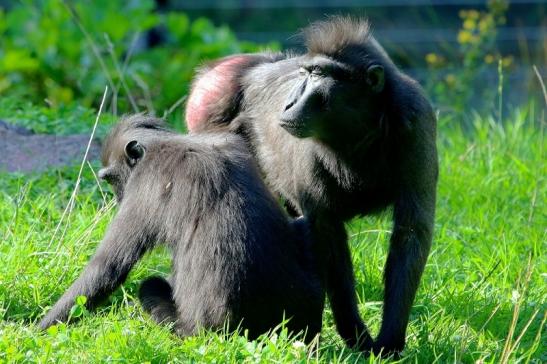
left=138, top=276, right=178, bottom=326
left=374, top=192, right=434, bottom=354
left=312, top=213, right=374, bottom=350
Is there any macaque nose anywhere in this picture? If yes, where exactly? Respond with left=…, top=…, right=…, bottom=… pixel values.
left=284, top=98, right=296, bottom=112
left=98, top=168, right=114, bottom=181
left=98, top=168, right=107, bottom=180
left=280, top=101, right=302, bottom=125
left=283, top=79, right=308, bottom=112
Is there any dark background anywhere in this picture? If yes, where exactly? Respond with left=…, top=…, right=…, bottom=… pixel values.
left=171, top=0, right=546, bottom=110
left=0, top=0, right=544, bottom=118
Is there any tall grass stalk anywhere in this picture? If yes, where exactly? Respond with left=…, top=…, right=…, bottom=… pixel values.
left=44, top=87, right=108, bottom=255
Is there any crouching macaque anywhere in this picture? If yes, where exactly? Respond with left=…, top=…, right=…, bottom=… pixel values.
left=39, top=115, right=324, bottom=342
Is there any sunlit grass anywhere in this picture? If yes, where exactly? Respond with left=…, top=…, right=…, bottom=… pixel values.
left=0, top=107, right=544, bottom=363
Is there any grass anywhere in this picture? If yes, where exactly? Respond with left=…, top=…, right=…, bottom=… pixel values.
left=0, top=105, right=545, bottom=363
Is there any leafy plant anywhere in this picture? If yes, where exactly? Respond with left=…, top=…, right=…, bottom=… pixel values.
left=0, top=0, right=278, bottom=119
left=424, top=0, right=513, bottom=119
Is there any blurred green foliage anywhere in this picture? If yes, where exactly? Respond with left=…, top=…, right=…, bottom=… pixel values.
left=424, top=0, right=513, bottom=117
left=0, top=0, right=278, bottom=117
left=0, top=96, right=117, bottom=136
left=0, top=0, right=528, bottom=127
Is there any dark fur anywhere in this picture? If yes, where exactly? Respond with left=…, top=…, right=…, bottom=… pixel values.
left=39, top=115, right=324, bottom=342
left=188, top=17, right=438, bottom=354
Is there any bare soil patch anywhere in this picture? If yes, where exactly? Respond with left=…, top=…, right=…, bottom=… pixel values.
left=0, top=120, right=100, bottom=173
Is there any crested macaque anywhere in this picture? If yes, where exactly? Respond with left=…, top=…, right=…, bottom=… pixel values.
left=185, top=17, right=438, bottom=354
left=39, top=115, right=324, bottom=342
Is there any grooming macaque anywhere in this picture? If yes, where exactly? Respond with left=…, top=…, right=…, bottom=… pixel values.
left=186, top=17, right=438, bottom=354
left=39, top=116, right=324, bottom=342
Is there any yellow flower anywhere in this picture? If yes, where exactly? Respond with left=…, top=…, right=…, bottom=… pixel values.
left=488, top=0, right=509, bottom=14
left=502, top=56, right=514, bottom=67
left=426, top=53, right=438, bottom=64
left=445, top=74, right=456, bottom=87
left=479, top=15, right=493, bottom=32
left=467, top=10, right=480, bottom=20
left=463, top=19, right=476, bottom=30
left=458, top=30, right=473, bottom=44
left=484, top=54, right=495, bottom=64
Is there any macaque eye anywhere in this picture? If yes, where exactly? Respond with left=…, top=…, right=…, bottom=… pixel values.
left=310, top=66, right=324, bottom=78
left=298, top=67, right=308, bottom=76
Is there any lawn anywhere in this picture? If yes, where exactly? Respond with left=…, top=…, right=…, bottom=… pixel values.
left=0, top=106, right=544, bottom=363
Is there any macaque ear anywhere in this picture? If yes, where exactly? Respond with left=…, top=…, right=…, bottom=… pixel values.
left=366, top=65, right=384, bottom=93
left=125, top=140, right=145, bottom=163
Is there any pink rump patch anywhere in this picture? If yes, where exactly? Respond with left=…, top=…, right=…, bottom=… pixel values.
left=186, top=55, right=252, bottom=132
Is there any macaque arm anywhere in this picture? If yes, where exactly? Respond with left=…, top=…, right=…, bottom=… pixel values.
left=39, top=202, right=156, bottom=329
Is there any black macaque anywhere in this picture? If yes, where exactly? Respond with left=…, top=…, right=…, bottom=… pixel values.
left=39, top=115, right=324, bottom=342
left=185, top=17, right=438, bottom=355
